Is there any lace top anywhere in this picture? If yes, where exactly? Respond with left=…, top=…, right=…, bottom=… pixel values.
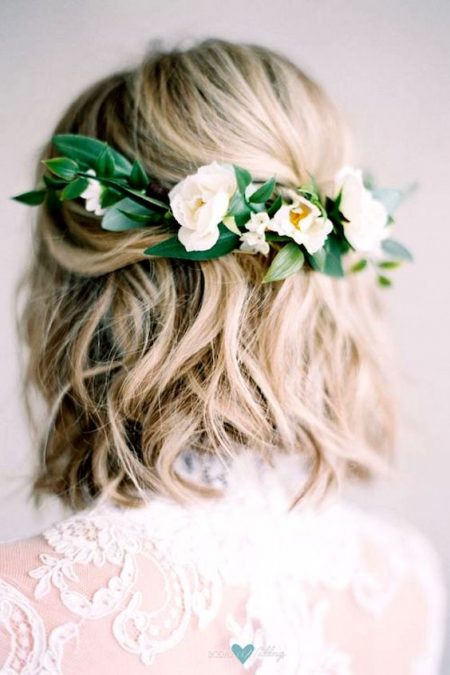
left=0, top=448, right=447, bottom=674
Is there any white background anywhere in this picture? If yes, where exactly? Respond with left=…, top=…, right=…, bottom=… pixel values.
left=1, top=0, right=449, bottom=667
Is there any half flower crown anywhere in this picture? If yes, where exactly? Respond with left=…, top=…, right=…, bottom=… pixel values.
left=12, top=134, right=414, bottom=284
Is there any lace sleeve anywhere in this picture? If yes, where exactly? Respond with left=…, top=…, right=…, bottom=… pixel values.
left=313, top=508, right=448, bottom=675
left=0, top=497, right=447, bottom=675
left=0, top=516, right=258, bottom=675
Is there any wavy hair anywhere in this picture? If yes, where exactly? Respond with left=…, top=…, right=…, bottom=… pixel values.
left=16, top=38, right=397, bottom=512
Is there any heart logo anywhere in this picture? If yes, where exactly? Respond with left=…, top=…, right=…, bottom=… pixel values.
left=231, top=642, right=255, bottom=664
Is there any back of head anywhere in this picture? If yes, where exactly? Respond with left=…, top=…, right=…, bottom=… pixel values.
left=18, top=38, right=396, bottom=511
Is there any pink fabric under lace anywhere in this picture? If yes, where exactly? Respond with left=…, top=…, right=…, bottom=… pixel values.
left=0, top=448, right=447, bottom=674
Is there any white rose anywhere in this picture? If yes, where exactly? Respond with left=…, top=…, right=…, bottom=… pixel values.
left=169, top=161, right=237, bottom=252
left=80, top=168, right=106, bottom=216
left=267, top=191, right=333, bottom=254
left=333, top=166, right=389, bottom=253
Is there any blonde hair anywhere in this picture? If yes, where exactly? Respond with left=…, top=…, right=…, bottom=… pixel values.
left=17, top=38, right=397, bottom=512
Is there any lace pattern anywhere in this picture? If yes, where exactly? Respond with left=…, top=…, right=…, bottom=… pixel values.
left=0, top=448, right=447, bottom=674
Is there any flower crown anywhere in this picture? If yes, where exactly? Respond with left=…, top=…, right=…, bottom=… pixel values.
left=12, top=134, right=414, bottom=284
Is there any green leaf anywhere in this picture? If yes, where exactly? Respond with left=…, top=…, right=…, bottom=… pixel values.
left=144, top=222, right=239, bottom=261
left=52, top=134, right=132, bottom=177
left=323, top=253, right=344, bottom=277
left=234, top=165, right=252, bottom=194
left=42, top=157, right=79, bottom=181
left=265, top=232, right=290, bottom=242
left=378, top=274, right=392, bottom=287
left=100, top=187, right=123, bottom=208
left=60, top=177, right=89, bottom=201
left=43, top=174, right=68, bottom=189
left=262, top=243, right=304, bottom=283
left=227, top=190, right=252, bottom=226
left=12, top=188, right=47, bottom=205
left=222, top=215, right=241, bottom=235
left=323, top=236, right=345, bottom=277
left=350, top=259, right=368, bottom=273
left=248, top=177, right=276, bottom=204
left=95, top=146, right=115, bottom=178
left=268, top=194, right=282, bottom=217
left=381, top=238, right=413, bottom=262
left=77, top=173, right=168, bottom=211
left=378, top=260, right=402, bottom=270
left=325, top=194, right=346, bottom=225
left=117, top=209, right=159, bottom=223
left=129, top=159, right=149, bottom=190
left=306, top=237, right=344, bottom=278
left=46, top=188, right=63, bottom=213
left=309, top=248, right=326, bottom=272
left=101, top=198, right=156, bottom=232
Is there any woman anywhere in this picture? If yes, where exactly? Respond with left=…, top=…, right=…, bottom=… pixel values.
left=0, top=38, right=446, bottom=674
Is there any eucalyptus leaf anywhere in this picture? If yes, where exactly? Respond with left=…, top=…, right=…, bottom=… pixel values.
left=144, top=222, right=239, bottom=260
left=323, top=252, right=344, bottom=277
left=101, top=210, right=144, bottom=233
left=372, top=182, right=417, bottom=216
left=42, top=157, right=79, bottom=181
left=12, top=189, right=47, bottom=206
left=60, top=177, right=89, bottom=201
left=381, top=238, right=413, bottom=262
left=248, top=177, right=276, bottom=204
left=234, top=165, right=252, bottom=194
left=262, top=243, right=304, bottom=283
left=52, top=134, right=132, bottom=177
left=322, top=236, right=345, bottom=277
left=117, top=210, right=154, bottom=223
left=117, top=208, right=165, bottom=224
left=102, top=198, right=156, bottom=231
left=308, top=238, right=344, bottom=278
left=309, top=248, right=326, bottom=272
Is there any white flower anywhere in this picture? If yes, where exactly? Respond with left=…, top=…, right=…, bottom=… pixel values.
left=239, top=233, right=270, bottom=256
left=238, top=212, right=271, bottom=255
left=80, top=169, right=106, bottom=216
left=246, top=212, right=271, bottom=235
left=169, top=162, right=237, bottom=252
left=239, top=230, right=270, bottom=255
left=333, top=166, right=389, bottom=253
left=267, top=191, right=333, bottom=254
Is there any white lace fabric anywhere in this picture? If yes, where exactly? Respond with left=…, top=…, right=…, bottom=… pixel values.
left=0, top=448, right=447, bottom=674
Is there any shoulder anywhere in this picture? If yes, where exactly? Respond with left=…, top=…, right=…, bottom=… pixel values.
left=324, top=500, right=448, bottom=672
left=0, top=506, right=136, bottom=672
left=0, top=502, right=247, bottom=674
left=339, top=500, right=447, bottom=593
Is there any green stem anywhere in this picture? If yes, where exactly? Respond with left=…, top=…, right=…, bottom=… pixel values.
left=77, top=171, right=169, bottom=211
